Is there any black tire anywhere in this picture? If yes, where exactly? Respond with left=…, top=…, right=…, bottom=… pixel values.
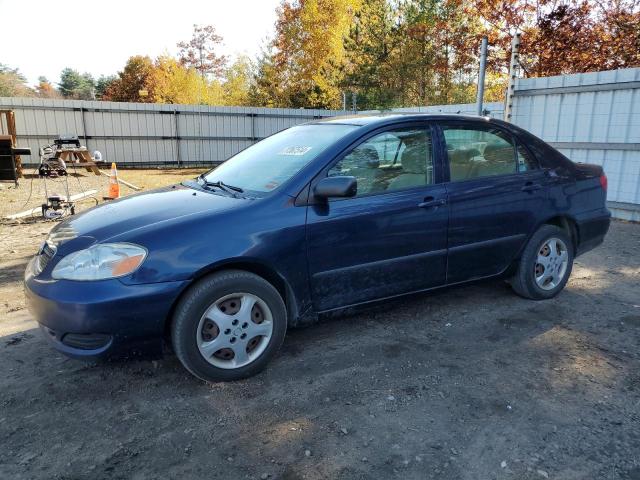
left=171, top=270, right=287, bottom=382
left=510, top=225, right=574, bottom=300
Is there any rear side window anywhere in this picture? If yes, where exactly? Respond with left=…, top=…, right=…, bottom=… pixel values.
left=443, top=126, right=518, bottom=181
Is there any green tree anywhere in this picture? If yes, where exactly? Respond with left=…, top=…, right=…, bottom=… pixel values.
left=222, top=55, right=255, bottom=106
left=250, top=45, right=287, bottom=107
left=58, top=68, right=95, bottom=99
left=396, top=0, right=482, bottom=106
left=341, top=0, right=401, bottom=109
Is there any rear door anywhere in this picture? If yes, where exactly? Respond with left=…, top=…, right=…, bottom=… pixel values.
left=305, top=123, right=449, bottom=311
left=438, top=121, right=549, bottom=283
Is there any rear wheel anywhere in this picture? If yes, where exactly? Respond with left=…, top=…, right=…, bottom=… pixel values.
left=510, top=225, right=574, bottom=300
left=171, top=270, right=287, bottom=382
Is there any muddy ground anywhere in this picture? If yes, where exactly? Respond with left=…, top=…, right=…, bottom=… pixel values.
left=1, top=180, right=639, bottom=479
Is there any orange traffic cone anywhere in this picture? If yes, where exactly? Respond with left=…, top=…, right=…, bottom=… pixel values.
left=106, top=162, right=120, bottom=199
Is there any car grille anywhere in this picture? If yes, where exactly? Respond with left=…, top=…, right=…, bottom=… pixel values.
left=36, top=242, right=56, bottom=273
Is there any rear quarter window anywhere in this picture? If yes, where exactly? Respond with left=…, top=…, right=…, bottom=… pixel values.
left=517, top=130, right=574, bottom=173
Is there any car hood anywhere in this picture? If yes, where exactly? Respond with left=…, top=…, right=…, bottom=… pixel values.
left=48, top=184, right=250, bottom=253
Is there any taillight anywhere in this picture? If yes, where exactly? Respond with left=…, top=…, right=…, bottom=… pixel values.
left=599, top=173, right=608, bottom=191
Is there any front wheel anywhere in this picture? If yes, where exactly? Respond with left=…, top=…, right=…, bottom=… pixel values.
left=510, top=225, right=574, bottom=300
left=171, top=270, right=287, bottom=382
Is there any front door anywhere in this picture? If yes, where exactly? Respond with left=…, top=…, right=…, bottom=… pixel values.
left=439, top=122, right=549, bottom=283
left=305, top=124, right=448, bottom=311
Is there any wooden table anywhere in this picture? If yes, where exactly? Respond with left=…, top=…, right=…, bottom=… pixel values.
left=54, top=147, right=101, bottom=175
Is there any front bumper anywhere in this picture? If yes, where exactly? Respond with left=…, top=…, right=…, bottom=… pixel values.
left=25, top=261, right=188, bottom=359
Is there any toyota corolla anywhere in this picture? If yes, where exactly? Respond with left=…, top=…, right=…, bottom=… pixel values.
left=25, top=114, right=610, bottom=382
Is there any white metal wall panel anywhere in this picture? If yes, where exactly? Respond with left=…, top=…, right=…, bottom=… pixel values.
left=512, top=67, right=640, bottom=219
left=0, top=97, right=341, bottom=166
left=366, top=102, right=505, bottom=118
left=2, top=68, right=639, bottom=220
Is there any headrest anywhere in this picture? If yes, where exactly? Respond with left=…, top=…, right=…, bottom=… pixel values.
left=400, top=136, right=428, bottom=173
left=483, top=142, right=513, bottom=163
left=352, top=145, right=380, bottom=169
left=449, top=148, right=480, bottom=164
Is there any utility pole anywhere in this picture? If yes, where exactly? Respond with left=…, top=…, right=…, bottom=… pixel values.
left=342, top=92, right=347, bottom=111
left=476, top=36, right=488, bottom=116
left=504, top=33, right=521, bottom=122
left=352, top=92, right=357, bottom=113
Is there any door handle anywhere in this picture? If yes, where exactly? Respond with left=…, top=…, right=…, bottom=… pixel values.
left=521, top=182, right=542, bottom=192
left=418, top=197, right=447, bottom=208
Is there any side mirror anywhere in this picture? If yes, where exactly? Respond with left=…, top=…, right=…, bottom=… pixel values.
left=314, top=176, right=357, bottom=200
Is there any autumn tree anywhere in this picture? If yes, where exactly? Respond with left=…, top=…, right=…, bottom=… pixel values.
left=148, top=55, right=223, bottom=105
left=35, top=77, right=60, bottom=98
left=95, top=75, right=117, bottom=99
left=178, top=24, right=228, bottom=78
left=267, top=0, right=362, bottom=108
left=102, top=56, right=155, bottom=102
left=471, top=0, right=640, bottom=77
left=0, top=64, right=34, bottom=97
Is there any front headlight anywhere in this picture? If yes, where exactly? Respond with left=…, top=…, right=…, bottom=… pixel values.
left=52, top=243, right=147, bottom=281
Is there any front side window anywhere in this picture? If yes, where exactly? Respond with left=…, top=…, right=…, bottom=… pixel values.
left=443, top=126, right=518, bottom=181
left=203, top=124, right=358, bottom=194
left=328, top=128, right=433, bottom=196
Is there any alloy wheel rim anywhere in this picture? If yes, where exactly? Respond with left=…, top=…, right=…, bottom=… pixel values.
left=534, top=237, right=569, bottom=290
left=196, top=292, right=273, bottom=369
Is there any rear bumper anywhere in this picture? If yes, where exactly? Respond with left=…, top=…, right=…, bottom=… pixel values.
left=575, top=208, right=611, bottom=256
left=25, top=262, right=188, bottom=359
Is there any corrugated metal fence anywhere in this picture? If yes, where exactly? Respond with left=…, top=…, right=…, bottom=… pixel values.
left=1, top=67, right=638, bottom=219
left=511, top=68, right=640, bottom=221
left=0, top=98, right=340, bottom=167
left=366, top=102, right=504, bottom=118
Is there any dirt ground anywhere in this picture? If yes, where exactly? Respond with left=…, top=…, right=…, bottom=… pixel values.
left=1, top=171, right=639, bottom=480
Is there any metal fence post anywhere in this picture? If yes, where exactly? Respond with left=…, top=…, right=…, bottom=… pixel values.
left=174, top=108, right=182, bottom=167
left=80, top=107, right=89, bottom=151
left=476, top=36, right=488, bottom=116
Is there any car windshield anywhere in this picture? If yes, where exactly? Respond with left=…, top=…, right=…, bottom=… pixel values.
left=201, top=124, right=358, bottom=194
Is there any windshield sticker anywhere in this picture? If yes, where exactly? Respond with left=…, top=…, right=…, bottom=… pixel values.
left=279, top=146, right=312, bottom=156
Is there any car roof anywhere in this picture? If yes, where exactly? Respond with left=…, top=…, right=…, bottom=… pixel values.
left=308, top=113, right=503, bottom=127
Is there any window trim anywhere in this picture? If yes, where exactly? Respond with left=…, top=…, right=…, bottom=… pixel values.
left=436, top=121, right=539, bottom=184
left=514, top=139, right=541, bottom=173
left=311, top=122, right=440, bottom=203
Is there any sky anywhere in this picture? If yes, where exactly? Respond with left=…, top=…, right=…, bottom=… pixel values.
left=0, top=0, right=281, bottom=86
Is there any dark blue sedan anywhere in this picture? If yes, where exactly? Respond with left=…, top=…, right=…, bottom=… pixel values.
left=25, top=114, right=610, bottom=382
